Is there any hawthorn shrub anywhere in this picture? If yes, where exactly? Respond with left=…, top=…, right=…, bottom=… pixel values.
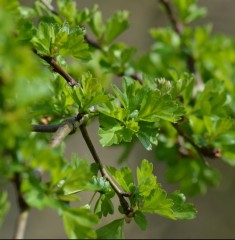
left=1, top=0, right=235, bottom=239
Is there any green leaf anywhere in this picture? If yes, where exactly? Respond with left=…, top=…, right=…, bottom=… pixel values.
left=21, top=173, right=61, bottom=209
left=57, top=157, right=94, bottom=195
left=221, top=145, right=235, bottom=166
left=170, top=191, right=197, bottom=220
left=17, top=19, right=36, bottom=42
left=203, top=116, right=234, bottom=141
left=150, top=28, right=180, bottom=48
left=22, top=142, right=66, bottom=187
left=172, top=0, right=207, bottom=23
left=70, top=72, right=109, bottom=111
left=88, top=5, right=103, bottom=38
left=97, top=100, right=128, bottom=122
left=94, top=194, right=114, bottom=218
left=32, top=21, right=90, bottom=60
left=98, top=77, right=184, bottom=147
left=100, top=43, right=136, bottom=74
left=141, top=187, right=175, bottom=219
left=96, top=218, right=125, bottom=239
left=57, top=0, right=77, bottom=23
left=0, top=191, right=10, bottom=226
left=99, top=124, right=127, bottom=146
left=0, top=0, right=19, bottom=13
left=165, top=157, right=221, bottom=196
left=104, top=11, right=129, bottom=44
left=107, top=166, right=135, bottom=193
left=59, top=26, right=90, bottom=61
left=137, top=159, right=158, bottom=196
left=62, top=207, right=98, bottom=239
left=98, top=115, right=135, bottom=147
left=134, top=210, right=148, bottom=231
left=91, top=176, right=114, bottom=195
left=138, top=89, right=184, bottom=122
left=193, top=80, right=228, bottom=117
left=136, top=132, right=153, bottom=151
left=31, top=21, right=54, bottom=55
left=136, top=121, right=159, bottom=150
left=136, top=160, right=175, bottom=219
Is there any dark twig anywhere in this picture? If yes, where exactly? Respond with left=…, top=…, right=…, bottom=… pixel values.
left=159, top=0, right=183, bottom=35
left=172, top=122, right=221, bottom=162
left=159, top=0, right=219, bottom=161
left=40, top=0, right=58, bottom=15
left=32, top=124, right=60, bottom=133
left=118, top=72, right=143, bottom=84
left=130, top=72, right=143, bottom=84
left=13, top=173, right=30, bottom=239
left=172, top=122, right=201, bottom=152
left=79, top=125, right=133, bottom=216
left=159, top=0, right=203, bottom=91
left=33, top=115, right=89, bottom=147
left=84, top=35, right=102, bottom=50
left=34, top=50, right=79, bottom=87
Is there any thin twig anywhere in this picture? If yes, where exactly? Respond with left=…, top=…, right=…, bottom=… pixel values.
left=172, top=122, right=221, bottom=163
left=13, top=211, right=29, bottom=239
left=79, top=125, right=133, bottom=215
left=159, top=0, right=183, bottom=35
left=84, top=35, right=102, bottom=50
left=32, top=124, right=60, bottom=133
left=13, top=173, right=30, bottom=239
left=159, top=0, right=221, bottom=161
left=172, top=122, right=208, bottom=163
left=159, top=0, right=204, bottom=92
left=36, top=0, right=142, bottom=85
left=33, top=50, right=80, bottom=87
left=172, top=122, right=201, bottom=151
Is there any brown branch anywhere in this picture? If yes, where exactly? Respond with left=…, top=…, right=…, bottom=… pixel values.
left=79, top=124, right=133, bottom=216
left=47, top=115, right=89, bottom=148
left=13, top=173, right=30, bottom=239
left=49, top=120, right=75, bottom=148
left=33, top=50, right=80, bottom=87
left=37, top=1, right=141, bottom=85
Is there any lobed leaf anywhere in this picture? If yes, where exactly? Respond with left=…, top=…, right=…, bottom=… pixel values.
left=62, top=207, right=98, bottom=239
left=96, top=218, right=125, bottom=239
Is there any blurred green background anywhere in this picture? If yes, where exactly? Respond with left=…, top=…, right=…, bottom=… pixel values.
left=1, top=0, right=235, bottom=238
